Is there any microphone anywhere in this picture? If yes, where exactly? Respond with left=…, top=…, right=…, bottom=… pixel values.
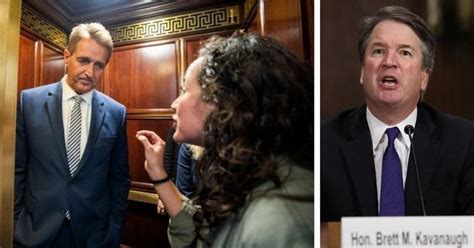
left=404, top=125, right=426, bottom=216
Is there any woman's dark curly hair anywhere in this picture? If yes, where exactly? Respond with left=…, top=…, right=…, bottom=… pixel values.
left=192, top=33, right=314, bottom=242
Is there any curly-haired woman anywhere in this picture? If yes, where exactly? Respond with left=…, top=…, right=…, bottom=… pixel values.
left=136, top=33, right=314, bottom=247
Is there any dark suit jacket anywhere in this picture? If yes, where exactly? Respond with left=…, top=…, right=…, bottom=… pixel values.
left=176, top=144, right=197, bottom=197
left=14, top=82, right=131, bottom=247
left=321, top=103, right=474, bottom=221
left=163, top=127, right=179, bottom=182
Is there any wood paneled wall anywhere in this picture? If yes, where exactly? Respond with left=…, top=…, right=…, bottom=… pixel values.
left=423, top=38, right=474, bottom=119
left=121, top=201, right=170, bottom=247
left=17, top=34, right=35, bottom=95
left=105, top=39, right=180, bottom=194
left=17, top=31, right=64, bottom=95
left=185, top=37, right=204, bottom=67
left=41, top=45, right=64, bottom=86
left=105, top=40, right=179, bottom=110
left=183, top=31, right=235, bottom=67
left=246, top=0, right=314, bottom=64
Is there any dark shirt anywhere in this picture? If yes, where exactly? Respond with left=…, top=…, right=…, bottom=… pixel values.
left=176, top=144, right=197, bottom=197
left=163, top=128, right=179, bottom=181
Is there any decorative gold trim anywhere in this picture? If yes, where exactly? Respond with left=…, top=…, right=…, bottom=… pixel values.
left=110, top=5, right=240, bottom=45
left=128, top=190, right=159, bottom=204
left=127, top=108, right=174, bottom=120
left=20, top=5, right=67, bottom=49
left=1, top=1, right=21, bottom=245
left=229, top=7, right=238, bottom=24
left=179, top=37, right=185, bottom=95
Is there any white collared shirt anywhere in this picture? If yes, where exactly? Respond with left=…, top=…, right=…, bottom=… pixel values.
left=62, top=75, right=93, bottom=159
left=366, top=107, right=417, bottom=209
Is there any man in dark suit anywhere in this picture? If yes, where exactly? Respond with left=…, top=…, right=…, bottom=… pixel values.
left=321, top=6, right=474, bottom=221
left=14, top=23, right=130, bottom=247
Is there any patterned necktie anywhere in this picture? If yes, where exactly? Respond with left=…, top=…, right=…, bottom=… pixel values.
left=67, top=95, right=82, bottom=177
left=379, top=127, right=405, bottom=216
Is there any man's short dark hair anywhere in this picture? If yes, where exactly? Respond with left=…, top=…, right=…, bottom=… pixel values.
left=357, top=6, right=436, bottom=73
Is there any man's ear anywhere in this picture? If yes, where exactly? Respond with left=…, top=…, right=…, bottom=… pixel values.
left=420, top=68, right=430, bottom=91
left=63, top=49, right=70, bottom=64
left=360, top=66, right=364, bottom=85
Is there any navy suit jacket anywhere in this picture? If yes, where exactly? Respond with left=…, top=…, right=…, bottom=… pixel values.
left=176, top=144, right=197, bottom=197
left=321, top=103, right=474, bottom=221
left=14, top=81, right=130, bottom=247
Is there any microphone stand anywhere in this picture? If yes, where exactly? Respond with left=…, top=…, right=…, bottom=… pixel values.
left=404, top=125, right=427, bottom=216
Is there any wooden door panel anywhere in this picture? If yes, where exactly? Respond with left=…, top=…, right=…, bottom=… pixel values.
left=18, top=34, right=36, bottom=95
left=106, top=41, right=179, bottom=109
left=185, top=38, right=202, bottom=67
left=262, top=0, right=305, bottom=59
left=183, top=31, right=233, bottom=70
left=41, top=44, right=64, bottom=85
left=127, top=119, right=174, bottom=186
left=121, top=201, right=170, bottom=248
left=18, top=31, right=64, bottom=95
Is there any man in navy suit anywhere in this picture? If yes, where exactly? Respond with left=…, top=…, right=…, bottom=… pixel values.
left=14, top=23, right=130, bottom=247
left=321, top=6, right=474, bottom=221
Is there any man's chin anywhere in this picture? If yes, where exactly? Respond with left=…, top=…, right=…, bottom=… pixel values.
left=75, top=86, right=94, bottom=94
left=75, top=82, right=95, bottom=94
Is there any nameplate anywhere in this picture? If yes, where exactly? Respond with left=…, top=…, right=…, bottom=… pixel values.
left=341, top=216, right=474, bottom=247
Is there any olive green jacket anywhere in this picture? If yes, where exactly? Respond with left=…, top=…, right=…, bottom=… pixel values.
left=168, top=157, right=314, bottom=247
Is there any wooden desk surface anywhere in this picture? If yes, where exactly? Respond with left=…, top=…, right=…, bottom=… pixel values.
left=321, top=222, right=341, bottom=248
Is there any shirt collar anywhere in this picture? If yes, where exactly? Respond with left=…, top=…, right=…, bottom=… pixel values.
left=61, top=75, right=93, bottom=104
left=366, top=107, right=417, bottom=151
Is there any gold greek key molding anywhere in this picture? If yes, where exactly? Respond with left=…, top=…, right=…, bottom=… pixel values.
left=20, top=5, right=67, bottom=49
left=110, top=5, right=240, bottom=45
left=20, top=4, right=240, bottom=48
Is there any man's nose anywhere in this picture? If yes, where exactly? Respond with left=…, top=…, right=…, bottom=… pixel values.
left=84, top=63, right=94, bottom=76
left=382, top=51, right=397, bottom=68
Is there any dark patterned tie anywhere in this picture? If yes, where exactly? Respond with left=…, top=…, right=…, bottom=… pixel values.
left=67, top=95, right=82, bottom=176
left=65, top=95, right=82, bottom=220
left=379, top=127, right=405, bottom=216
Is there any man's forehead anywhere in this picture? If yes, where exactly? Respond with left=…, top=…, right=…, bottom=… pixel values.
left=367, top=22, right=424, bottom=48
left=371, top=21, right=421, bottom=39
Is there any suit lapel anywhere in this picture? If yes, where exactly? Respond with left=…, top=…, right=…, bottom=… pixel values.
left=75, top=90, right=106, bottom=176
left=405, top=105, right=439, bottom=215
left=341, top=107, right=378, bottom=216
left=45, top=83, right=69, bottom=173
